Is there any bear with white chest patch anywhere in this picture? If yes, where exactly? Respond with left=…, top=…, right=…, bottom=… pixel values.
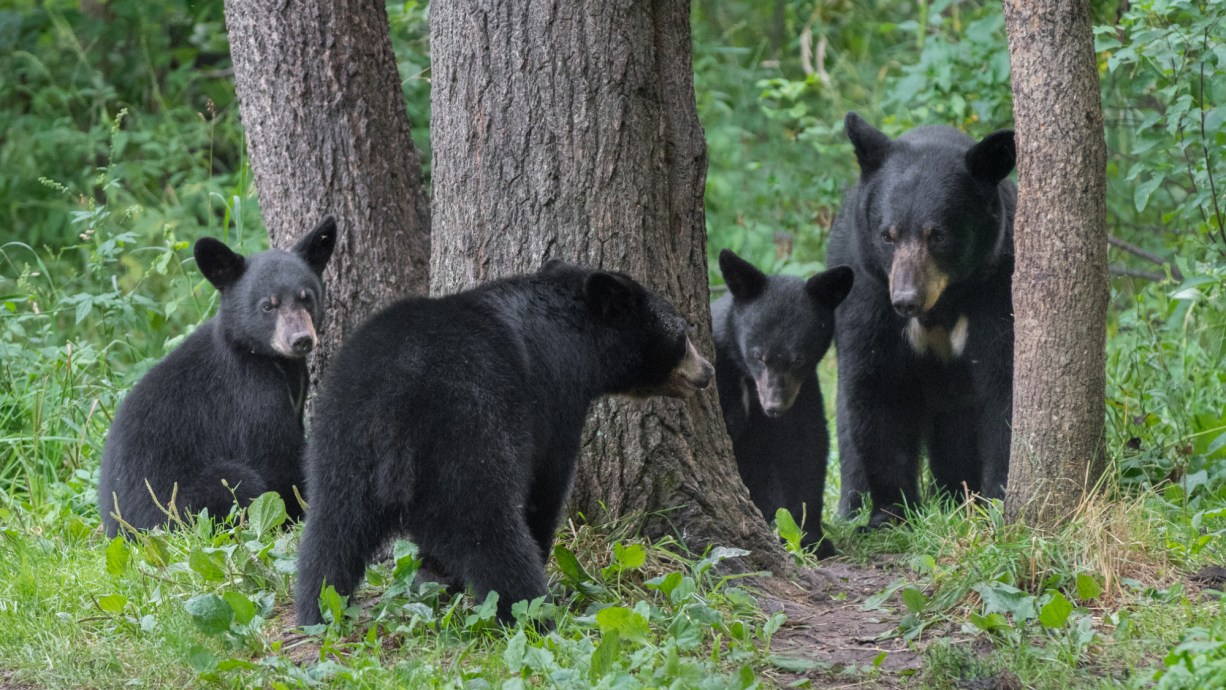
left=827, top=112, right=1016, bottom=528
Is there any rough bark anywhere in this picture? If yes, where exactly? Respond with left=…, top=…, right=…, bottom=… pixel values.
left=225, top=0, right=430, bottom=387
left=1002, top=0, right=1109, bottom=526
left=430, top=0, right=790, bottom=572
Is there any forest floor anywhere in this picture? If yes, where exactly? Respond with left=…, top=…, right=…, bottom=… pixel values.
left=760, top=560, right=927, bottom=689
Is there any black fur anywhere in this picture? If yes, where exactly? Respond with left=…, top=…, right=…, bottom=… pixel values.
left=712, top=250, right=852, bottom=557
left=98, top=217, right=337, bottom=537
left=828, top=113, right=1016, bottom=527
left=294, top=260, right=714, bottom=625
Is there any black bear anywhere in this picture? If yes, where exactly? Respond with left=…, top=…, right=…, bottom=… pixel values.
left=712, top=249, right=853, bottom=557
left=827, top=112, right=1016, bottom=527
left=98, top=217, right=337, bottom=538
left=295, top=260, right=715, bottom=626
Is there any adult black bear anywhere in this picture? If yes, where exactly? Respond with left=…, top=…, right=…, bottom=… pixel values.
left=827, top=112, right=1016, bottom=527
left=295, top=260, right=715, bottom=626
left=98, top=217, right=337, bottom=538
left=712, top=249, right=852, bottom=557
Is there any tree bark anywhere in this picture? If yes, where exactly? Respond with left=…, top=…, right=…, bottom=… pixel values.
left=1002, top=0, right=1109, bottom=526
left=430, top=0, right=790, bottom=572
left=224, top=0, right=431, bottom=387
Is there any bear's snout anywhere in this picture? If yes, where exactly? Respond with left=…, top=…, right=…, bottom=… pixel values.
left=272, top=307, right=318, bottom=358
left=666, top=337, right=714, bottom=396
left=888, top=239, right=949, bottom=317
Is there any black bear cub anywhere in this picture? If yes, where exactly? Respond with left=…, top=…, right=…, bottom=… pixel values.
left=712, top=250, right=853, bottom=558
left=98, top=217, right=337, bottom=538
left=827, top=112, right=1016, bottom=527
left=295, top=260, right=715, bottom=626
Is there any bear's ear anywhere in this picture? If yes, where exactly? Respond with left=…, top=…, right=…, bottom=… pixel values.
left=718, top=249, right=767, bottom=301
left=292, top=215, right=338, bottom=277
left=965, top=129, right=1016, bottom=186
left=195, top=237, right=247, bottom=291
left=540, top=257, right=571, bottom=274
left=584, top=271, right=641, bottom=327
left=845, top=112, right=892, bottom=177
left=806, top=264, right=855, bottom=310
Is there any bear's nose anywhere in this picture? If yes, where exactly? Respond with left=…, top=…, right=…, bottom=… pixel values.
left=891, top=290, right=922, bottom=317
left=291, top=334, right=315, bottom=355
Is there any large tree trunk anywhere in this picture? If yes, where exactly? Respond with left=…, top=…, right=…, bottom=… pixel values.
left=224, top=0, right=430, bottom=386
left=1002, top=0, right=1109, bottom=526
left=429, top=0, right=789, bottom=572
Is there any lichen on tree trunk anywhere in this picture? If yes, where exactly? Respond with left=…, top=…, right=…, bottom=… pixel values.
left=224, top=0, right=430, bottom=389
left=1002, top=0, right=1109, bottom=526
left=429, top=0, right=790, bottom=572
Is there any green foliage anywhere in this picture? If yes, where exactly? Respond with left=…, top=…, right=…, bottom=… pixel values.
left=1097, top=0, right=1226, bottom=255
left=1152, top=607, right=1226, bottom=689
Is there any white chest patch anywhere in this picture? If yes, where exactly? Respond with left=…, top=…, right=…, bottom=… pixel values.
left=905, top=315, right=969, bottom=361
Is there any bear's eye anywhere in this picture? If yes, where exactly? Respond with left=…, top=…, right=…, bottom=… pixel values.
left=879, top=229, right=894, bottom=244
left=929, top=230, right=945, bottom=245
left=261, top=301, right=276, bottom=313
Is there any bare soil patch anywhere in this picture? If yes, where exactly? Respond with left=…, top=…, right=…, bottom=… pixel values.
left=757, top=559, right=925, bottom=688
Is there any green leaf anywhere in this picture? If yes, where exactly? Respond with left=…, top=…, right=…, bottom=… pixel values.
left=762, top=611, right=787, bottom=641
left=141, top=534, right=172, bottom=568
left=188, top=547, right=226, bottom=582
left=588, top=629, right=621, bottom=681
left=967, top=612, right=1010, bottom=633
left=862, top=579, right=907, bottom=611
left=669, top=576, right=698, bottom=604
left=469, top=591, right=499, bottom=625
left=612, top=543, right=646, bottom=571
left=645, top=571, right=683, bottom=596
left=74, top=295, right=93, bottom=325
left=767, top=656, right=825, bottom=672
left=105, top=536, right=130, bottom=576
left=595, top=606, right=649, bottom=644
left=184, top=594, right=234, bottom=635
left=186, top=645, right=219, bottom=673
left=98, top=593, right=127, bottom=614
left=1134, top=173, right=1163, bottom=212
left=553, top=545, right=604, bottom=596
left=1039, top=591, right=1074, bottom=629
left=774, top=507, right=803, bottom=546
left=319, top=585, right=346, bottom=625
left=973, top=582, right=1036, bottom=621
left=901, top=587, right=929, bottom=613
left=503, top=630, right=528, bottom=673
left=1076, top=573, right=1103, bottom=602
left=694, top=546, right=750, bottom=577
left=223, top=591, right=257, bottom=626
left=247, top=492, right=287, bottom=536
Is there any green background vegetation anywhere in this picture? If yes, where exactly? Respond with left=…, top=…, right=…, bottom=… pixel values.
left=1, top=0, right=1225, bottom=687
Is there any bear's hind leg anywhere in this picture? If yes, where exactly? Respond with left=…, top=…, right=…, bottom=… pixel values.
left=295, top=499, right=392, bottom=627
left=422, top=509, right=548, bottom=625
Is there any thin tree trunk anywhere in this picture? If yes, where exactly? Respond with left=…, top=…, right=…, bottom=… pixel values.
left=430, top=0, right=789, bottom=572
left=225, top=0, right=430, bottom=388
left=1002, top=0, right=1109, bottom=525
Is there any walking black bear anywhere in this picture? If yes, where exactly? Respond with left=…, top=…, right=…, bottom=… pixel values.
left=712, top=249, right=852, bottom=557
left=827, top=112, right=1016, bottom=527
left=295, top=260, right=715, bottom=626
left=98, top=217, right=337, bottom=537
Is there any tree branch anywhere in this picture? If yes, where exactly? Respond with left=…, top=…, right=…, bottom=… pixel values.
left=1107, top=234, right=1182, bottom=281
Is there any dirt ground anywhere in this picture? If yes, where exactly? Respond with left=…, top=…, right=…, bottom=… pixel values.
left=756, top=559, right=926, bottom=689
